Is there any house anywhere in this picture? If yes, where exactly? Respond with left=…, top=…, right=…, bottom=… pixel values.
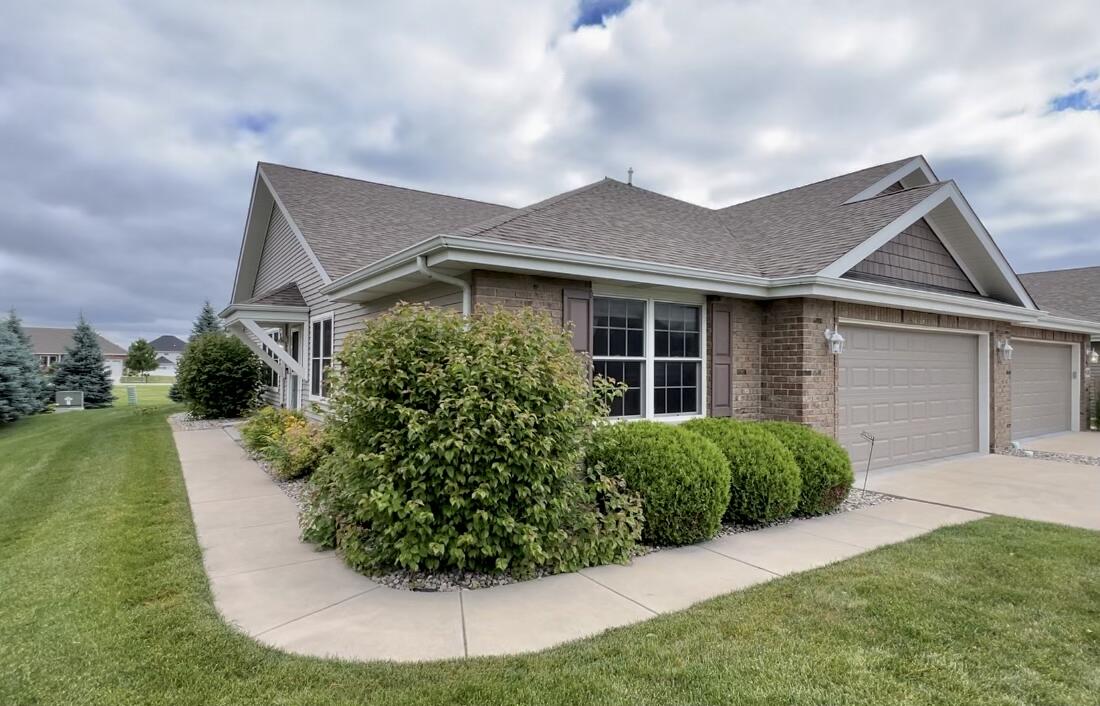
left=150, top=334, right=187, bottom=375
left=221, top=156, right=1100, bottom=471
left=25, top=326, right=128, bottom=383
left=1018, top=265, right=1100, bottom=420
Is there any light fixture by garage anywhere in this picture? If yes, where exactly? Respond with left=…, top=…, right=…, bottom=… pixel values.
left=824, top=327, right=845, bottom=355
left=996, top=338, right=1014, bottom=363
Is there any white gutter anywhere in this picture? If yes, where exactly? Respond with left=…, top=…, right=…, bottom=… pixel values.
left=416, top=254, right=471, bottom=316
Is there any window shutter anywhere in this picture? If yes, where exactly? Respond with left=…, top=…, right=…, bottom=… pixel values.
left=710, top=300, right=732, bottom=417
left=562, top=288, right=593, bottom=354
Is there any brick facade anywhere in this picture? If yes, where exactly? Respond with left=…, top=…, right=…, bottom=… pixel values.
left=470, top=270, right=590, bottom=326
left=475, top=269, right=1090, bottom=450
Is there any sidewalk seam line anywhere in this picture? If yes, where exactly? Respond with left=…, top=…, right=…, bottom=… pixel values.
left=191, top=492, right=288, bottom=505
left=576, top=572, right=659, bottom=616
left=872, top=494, right=994, bottom=517
left=209, top=555, right=330, bottom=579
left=696, top=545, right=782, bottom=577
left=254, top=585, right=380, bottom=637
left=205, top=518, right=299, bottom=533
left=459, top=591, right=469, bottom=658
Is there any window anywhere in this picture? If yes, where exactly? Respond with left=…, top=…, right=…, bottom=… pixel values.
left=593, top=297, right=645, bottom=417
left=310, top=315, right=333, bottom=398
left=592, top=295, right=704, bottom=420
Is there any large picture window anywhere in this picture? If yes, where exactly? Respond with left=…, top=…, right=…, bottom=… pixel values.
left=310, top=315, right=333, bottom=398
left=592, top=295, right=704, bottom=420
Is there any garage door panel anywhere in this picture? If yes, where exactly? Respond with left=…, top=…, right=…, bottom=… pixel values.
left=1011, top=342, right=1071, bottom=439
left=839, top=326, right=979, bottom=470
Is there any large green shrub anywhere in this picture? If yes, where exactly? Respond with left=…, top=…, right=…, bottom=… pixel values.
left=175, top=333, right=264, bottom=419
left=588, top=421, right=730, bottom=546
left=759, top=421, right=853, bottom=516
left=301, top=304, right=640, bottom=575
left=682, top=418, right=801, bottom=525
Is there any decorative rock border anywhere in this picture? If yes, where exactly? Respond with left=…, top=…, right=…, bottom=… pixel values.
left=999, top=447, right=1100, bottom=467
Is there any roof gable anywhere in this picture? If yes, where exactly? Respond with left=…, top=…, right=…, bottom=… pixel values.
left=842, top=217, right=979, bottom=295
left=149, top=335, right=186, bottom=351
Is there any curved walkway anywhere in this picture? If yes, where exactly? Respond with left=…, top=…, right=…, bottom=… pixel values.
left=173, top=426, right=985, bottom=662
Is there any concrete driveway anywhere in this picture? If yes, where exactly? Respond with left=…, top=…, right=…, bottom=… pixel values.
left=1019, top=431, right=1100, bottom=456
left=865, top=453, right=1100, bottom=531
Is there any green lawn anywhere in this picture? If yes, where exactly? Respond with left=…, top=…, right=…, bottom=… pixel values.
left=120, top=375, right=176, bottom=384
left=0, top=408, right=1097, bottom=706
left=113, top=383, right=173, bottom=407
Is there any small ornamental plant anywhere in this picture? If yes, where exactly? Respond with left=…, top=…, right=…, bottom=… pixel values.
left=301, top=304, right=640, bottom=576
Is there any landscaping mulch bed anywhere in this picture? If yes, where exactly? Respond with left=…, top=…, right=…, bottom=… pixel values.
left=1000, top=447, right=1100, bottom=467
left=167, top=412, right=246, bottom=432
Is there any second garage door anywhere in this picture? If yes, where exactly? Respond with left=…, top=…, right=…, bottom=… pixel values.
left=839, top=326, right=979, bottom=470
left=1011, top=341, right=1072, bottom=439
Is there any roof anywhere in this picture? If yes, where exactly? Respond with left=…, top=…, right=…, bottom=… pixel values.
left=1019, top=266, right=1100, bottom=322
left=259, top=163, right=514, bottom=279
left=156, top=355, right=174, bottom=365
left=245, top=281, right=308, bottom=307
left=149, top=334, right=186, bottom=352
left=24, top=327, right=127, bottom=356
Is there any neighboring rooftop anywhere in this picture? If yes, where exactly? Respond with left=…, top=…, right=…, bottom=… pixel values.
left=264, top=156, right=939, bottom=281
left=1019, top=266, right=1100, bottom=322
left=24, top=327, right=127, bottom=356
left=149, top=334, right=186, bottom=352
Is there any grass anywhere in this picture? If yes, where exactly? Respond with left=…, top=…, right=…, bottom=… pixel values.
left=113, top=383, right=173, bottom=407
left=0, top=408, right=1097, bottom=705
left=120, top=375, right=176, bottom=384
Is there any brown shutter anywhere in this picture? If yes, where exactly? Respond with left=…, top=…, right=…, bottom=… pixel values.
left=710, top=299, right=732, bottom=417
left=563, top=288, right=593, bottom=354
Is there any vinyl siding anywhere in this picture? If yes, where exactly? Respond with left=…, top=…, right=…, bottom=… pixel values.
left=842, top=218, right=978, bottom=295
left=249, top=202, right=460, bottom=408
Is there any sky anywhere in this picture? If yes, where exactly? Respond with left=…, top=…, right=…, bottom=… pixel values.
left=1, top=1, right=1099, bottom=346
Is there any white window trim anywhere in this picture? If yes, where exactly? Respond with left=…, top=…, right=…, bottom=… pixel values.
left=308, top=313, right=334, bottom=401
left=592, top=286, right=707, bottom=423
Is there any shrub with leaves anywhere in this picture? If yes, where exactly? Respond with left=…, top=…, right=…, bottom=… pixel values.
left=240, top=406, right=303, bottom=456
left=759, top=421, right=853, bottom=516
left=301, top=303, right=639, bottom=575
left=175, top=333, right=264, bottom=419
left=268, top=417, right=328, bottom=480
left=682, top=418, right=801, bottom=525
left=588, top=421, right=731, bottom=546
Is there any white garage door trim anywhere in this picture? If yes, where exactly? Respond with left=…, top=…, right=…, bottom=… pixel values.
left=839, top=318, right=990, bottom=460
left=1010, top=339, right=1080, bottom=439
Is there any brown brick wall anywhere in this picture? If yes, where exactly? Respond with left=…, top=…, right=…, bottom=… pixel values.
left=757, top=298, right=838, bottom=434
left=470, top=270, right=591, bottom=326
left=708, top=297, right=765, bottom=418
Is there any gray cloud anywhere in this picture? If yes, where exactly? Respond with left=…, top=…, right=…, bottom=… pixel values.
left=1, top=0, right=1099, bottom=346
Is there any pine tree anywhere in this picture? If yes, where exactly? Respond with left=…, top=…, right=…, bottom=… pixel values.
left=191, top=301, right=223, bottom=340
left=0, top=325, right=38, bottom=423
left=3, top=309, right=47, bottom=414
left=125, top=339, right=158, bottom=380
left=51, top=315, right=114, bottom=408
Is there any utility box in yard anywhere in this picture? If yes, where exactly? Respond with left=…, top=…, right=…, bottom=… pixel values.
left=55, top=390, right=84, bottom=412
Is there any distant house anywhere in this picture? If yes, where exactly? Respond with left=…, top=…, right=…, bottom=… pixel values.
left=150, top=334, right=187, bottom=375
left=25, top=326, right=128, bottom=383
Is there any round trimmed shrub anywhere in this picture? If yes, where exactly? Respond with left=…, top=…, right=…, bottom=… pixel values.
left=759, top=421, right=853, bottom=516
left=588, top=421, right=731, bottom=546
left=682, top=418, right=801, bottom=525
left=175, top=333, right=265, bottom=419
left=301, top=303, right=640, bottom=576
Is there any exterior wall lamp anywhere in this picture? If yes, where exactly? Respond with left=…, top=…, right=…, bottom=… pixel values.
left=1089, top=348, right=1099, bottom=365
left=824, top=327, right=845, bottom=355
left=996, top=338, right=1014, bottom=363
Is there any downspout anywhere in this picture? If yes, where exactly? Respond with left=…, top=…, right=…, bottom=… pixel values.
left=416, top=254, right=471, bottom=316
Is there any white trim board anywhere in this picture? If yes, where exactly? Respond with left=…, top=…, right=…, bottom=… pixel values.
left=257, top=167, right=332, bottom=285
left=843, top=156, right=937, bottom=204
left=838, top=317, right=991, bottom=456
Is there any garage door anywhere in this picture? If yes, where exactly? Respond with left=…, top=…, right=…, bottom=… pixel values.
left=839, top=326, right=979, bottom=470
left=1011, top=341, right=1072, bottom=439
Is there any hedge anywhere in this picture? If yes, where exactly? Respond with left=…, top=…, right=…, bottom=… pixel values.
left=759, top=421, right=853, bottom=516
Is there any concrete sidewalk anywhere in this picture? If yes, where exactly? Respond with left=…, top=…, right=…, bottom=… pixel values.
left=174, top=427, right=984, bottom=662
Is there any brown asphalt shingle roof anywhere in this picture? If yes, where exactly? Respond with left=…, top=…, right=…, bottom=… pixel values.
left=261, top=156, right=941, bottom=281
left=260, top=163, right=514, bottom=279
left=1018, top=266, right=1100, bottom=321
left=24, top=327, right=127, bottom=356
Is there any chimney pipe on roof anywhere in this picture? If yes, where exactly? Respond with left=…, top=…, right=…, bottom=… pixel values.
left=627, top=167, right=634, bottom=186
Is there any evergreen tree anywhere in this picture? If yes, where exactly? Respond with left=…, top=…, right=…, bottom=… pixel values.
left=51, top=315, right=114, bottom=408
left=3, top=309, right=47, bottom=413
left=125, top=339, right=158, bottom=380
left=0, top=325, right=37, bottom=423
left=191, top=301, right=223, bottom=339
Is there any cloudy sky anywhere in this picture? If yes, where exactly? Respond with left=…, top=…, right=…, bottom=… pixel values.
left=2, top=0, right=1099, bottom=345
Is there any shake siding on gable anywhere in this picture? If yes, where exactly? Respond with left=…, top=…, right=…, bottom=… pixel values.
left=842, top=218, right=978, bottom=295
